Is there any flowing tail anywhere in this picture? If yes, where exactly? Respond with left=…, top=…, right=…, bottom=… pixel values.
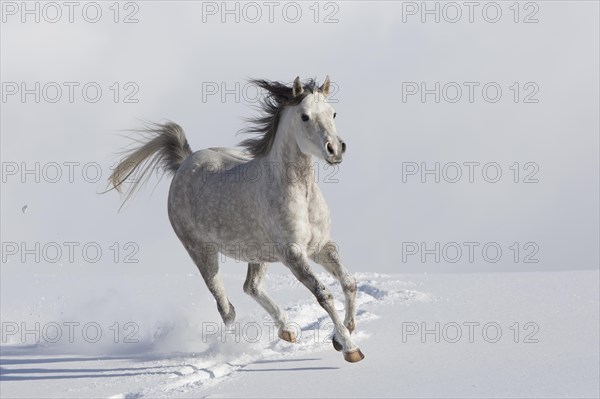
left=107, top=121, right=192, bottom=206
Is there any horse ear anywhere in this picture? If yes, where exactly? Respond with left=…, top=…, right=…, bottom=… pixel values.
left=292, top=76, right=304, bottom=97
left=320, top=75, right=331, bottom=96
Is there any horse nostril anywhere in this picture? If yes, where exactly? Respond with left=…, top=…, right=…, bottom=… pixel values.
left=341, top=141, right=346, bottom=154
left=326, top=142, right=334, bottom=155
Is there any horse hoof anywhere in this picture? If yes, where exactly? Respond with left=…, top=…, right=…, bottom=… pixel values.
left=332, top=335, right=343, bottom=352
left=278, top=329, right=296, bottom=343
left=343, top=349, right=365, bottom=363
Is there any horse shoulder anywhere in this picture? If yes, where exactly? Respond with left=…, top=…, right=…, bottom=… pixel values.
left=307, top=182, right=332, bottom=246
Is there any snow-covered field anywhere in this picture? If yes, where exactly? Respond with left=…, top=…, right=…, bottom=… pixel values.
left=2, top=1, right=598, bottom=397
left=1, top=269, right=598, bottom=398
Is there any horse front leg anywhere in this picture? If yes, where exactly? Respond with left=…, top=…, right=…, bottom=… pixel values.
left=284, top=250, right=364, bottom=363
left=311, top=241, right=357, bottom=351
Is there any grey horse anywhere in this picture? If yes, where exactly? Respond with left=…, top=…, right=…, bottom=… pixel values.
left=109, top=76, right=363, bottom=362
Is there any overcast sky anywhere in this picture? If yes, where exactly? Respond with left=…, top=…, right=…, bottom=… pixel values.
left=1, top=1, right=598, bottom=276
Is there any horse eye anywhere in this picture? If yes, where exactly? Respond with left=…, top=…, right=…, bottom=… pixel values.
left=301, top=114, right=309, bottom=122
left=333, top=112, right=337, bottom=119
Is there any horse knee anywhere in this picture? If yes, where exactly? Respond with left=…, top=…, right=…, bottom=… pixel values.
left=342, top=275, right=356, bottom=294
left=316, top=289, right=334, bottom=308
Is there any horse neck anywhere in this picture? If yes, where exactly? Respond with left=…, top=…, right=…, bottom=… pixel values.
left=263, top=111, right=313, bottom=186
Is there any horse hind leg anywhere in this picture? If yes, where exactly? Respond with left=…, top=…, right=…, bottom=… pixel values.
left=243, top=263, right=295, bottom=343
left=186, top=243, right=236, bottom=326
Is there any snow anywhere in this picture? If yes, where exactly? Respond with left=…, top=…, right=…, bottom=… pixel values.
left=1, top=270, right=598, bottom=398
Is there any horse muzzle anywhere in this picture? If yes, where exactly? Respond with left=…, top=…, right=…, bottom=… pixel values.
left=325, top=138, right=346, bottom=164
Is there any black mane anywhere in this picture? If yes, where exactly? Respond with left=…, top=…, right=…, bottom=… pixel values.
left=238, top=78, right=321, bottom=158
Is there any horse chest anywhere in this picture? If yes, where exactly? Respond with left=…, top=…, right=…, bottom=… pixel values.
left=268, top=183, right=330, bottom=245
left=306, top=187, right=331, bottom=244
